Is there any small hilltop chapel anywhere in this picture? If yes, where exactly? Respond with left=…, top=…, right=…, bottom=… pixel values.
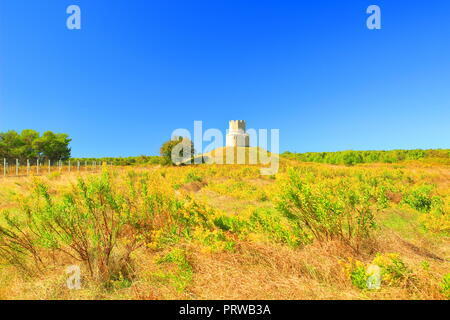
left=226, top=120, right=250, bottom=147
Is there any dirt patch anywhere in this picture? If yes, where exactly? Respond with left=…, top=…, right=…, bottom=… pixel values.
left=386, top=191, right=403, bottom=204
left=181, top=181, right=207, bottom=193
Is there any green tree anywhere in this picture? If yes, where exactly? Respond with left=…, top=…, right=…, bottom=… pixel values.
left=0, top=130, right=23, bottom=159
left=160, top=137, right=195, bottom=166
left=33, top=131, right=71, bottom=161
left=19, top=129, right=40, bottom=160
left=342, top=151, right=363, bottom=166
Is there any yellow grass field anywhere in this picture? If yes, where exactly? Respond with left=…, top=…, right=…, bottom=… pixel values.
left=0, top=157, right=448, bottom=300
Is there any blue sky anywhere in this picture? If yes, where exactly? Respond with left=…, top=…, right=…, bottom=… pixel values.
left=0, top=0, right=449, bottom=157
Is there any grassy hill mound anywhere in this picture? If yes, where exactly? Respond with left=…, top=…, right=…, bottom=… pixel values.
left=198, top=146, right=278, bottom=165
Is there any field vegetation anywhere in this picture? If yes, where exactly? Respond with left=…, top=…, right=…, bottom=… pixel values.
left=282, top=149, right=450, bottom=166
left=0, top=152, right=448, bottom=300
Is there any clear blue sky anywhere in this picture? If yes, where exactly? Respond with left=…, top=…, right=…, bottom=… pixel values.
left=0, top=0, right=449, bottom=157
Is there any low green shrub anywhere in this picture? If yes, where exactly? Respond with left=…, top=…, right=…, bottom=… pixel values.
left=277, top=169, right=376, bottom=249
left=154, top=248, right=193, bottom=292
left=440, top=273, right=450, bottom=299
left=402, top=185, right=434, bottom=212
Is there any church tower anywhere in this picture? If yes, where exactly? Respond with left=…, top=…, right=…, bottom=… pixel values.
left=226, top=120, right=250, bottom=147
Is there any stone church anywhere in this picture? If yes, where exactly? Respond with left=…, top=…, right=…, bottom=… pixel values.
left=226, top=120, right=250, bottom=147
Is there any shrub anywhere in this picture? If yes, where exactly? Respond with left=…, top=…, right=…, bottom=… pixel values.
left=248, top=208, right=306, bottom=247
left=440, top=274, right=450, bottom=299
left=154, top=248, right=193, bottom=292
left=160, top=137, right=195, bottom=166
left=213, top=215, right=247, bottom=233
left=185, top=171, right=203, bottom=183
left=192, top=226, right=235, bottom=252
left=342, top=151, right=363, bottom=166
left=277, top=169, right=375, bottom=249
left=402, top=185, right=434, bottom=212
left=281, top=149, right=450, bottom=165
left=377, top=186, right=389, bottom=209
left=350, top=262, right=368, bottom=289
left=372, top=253, right=415, bottom=287
left=0, top=171, right=178, bottom=283
left=213, top=209, right=305, bottom=247
left=339, top=258, right=368, bottom=289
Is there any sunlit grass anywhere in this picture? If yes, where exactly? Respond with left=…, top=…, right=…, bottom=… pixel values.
left=0, top=158, right=448, bottom=300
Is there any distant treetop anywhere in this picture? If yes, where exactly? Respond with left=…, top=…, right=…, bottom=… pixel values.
left=0, top=129, right=71, bottom=161
left=281, top=149, right=450, bottom=166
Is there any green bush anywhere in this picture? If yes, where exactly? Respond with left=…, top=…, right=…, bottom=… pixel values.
left=248, top=208, right=306, bottom=247
left=154, top=248, right=193, bottom=292
left=281, top=149, right=449, bottom=165
left=160, top=137, right=195, bottom=166
left=0, top=171, right=178, bottom=282
left=440, top=274, right=450, bottom=299
left=350, top=264, right=368, bottom=289
left=277, top=169, right=375, bottom=249
left=402, top=185, right=434, bottom=212
left=71, top=155, right=162, bottom=166
left=185, top=171, right=203, bottom=183
left=372, top=253, right=415, bottom=287
left=213, top=215, right=247, bottom=233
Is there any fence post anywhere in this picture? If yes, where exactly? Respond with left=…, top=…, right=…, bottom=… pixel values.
left=27, top=159, right=30, bottom=176
left=48, top=160, right=51, bottom=174
left=16, top=159, right=19, bottom=176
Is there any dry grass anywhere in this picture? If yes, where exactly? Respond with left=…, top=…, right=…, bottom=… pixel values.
left=0, top=160, right=448, bottom=300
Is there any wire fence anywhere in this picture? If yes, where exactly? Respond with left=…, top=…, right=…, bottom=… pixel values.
left=0, top=159, right=110, bottom=178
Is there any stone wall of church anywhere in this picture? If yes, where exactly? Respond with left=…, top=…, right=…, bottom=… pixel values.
left=226, top=120, right=250, bottom=147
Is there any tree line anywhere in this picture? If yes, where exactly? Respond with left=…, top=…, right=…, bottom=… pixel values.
left=0, top=130, right=71, bottom=161
left=282, top=149, right=450, bottom=166
left=70, top=156, right=162, bottom=166
left=73, top=137, right=195, bottom=166
left=2, top=131, right=448, bottom=167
